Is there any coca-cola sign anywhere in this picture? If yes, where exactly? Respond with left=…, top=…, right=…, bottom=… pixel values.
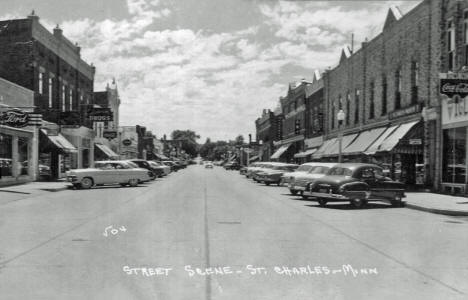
left=0, top=109, right=29, bottom=128
left=440, top=79, right=468, bottom=98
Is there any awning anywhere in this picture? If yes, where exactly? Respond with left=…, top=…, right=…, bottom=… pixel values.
left=153, top=152, right=170, bottom=160
left=249, top=155, right=260, bottom=162
left=40, top=129, right=78, bottom=153
left=95, top=143, right=118, bottom=158
left=374, top=121, right=420, bottom=153
left=365, top=125, right=399, bottom=155
left=229, top=154, right=237, bottom=161
left=343, top=127, right=387, bottom=155
left=322, top=133, right=359, bottom=157
left=294, top=148, right=317, bottom=158
left=270, top=143, right=292, bottom=159
left=312, top=138, right=337, bottom=158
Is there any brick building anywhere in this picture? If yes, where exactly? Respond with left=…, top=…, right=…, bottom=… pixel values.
left=0, top=12, right=95, bottom=178
left=255, top=109, right=278, bottom=161
left=271, top=81, right=309, bottom=162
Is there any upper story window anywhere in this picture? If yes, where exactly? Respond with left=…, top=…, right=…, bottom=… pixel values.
left=354, top=89, right=360, bottom=125
left=338, top=95, right=342, bottom=110
left=395, top=69, right=402, bottom=110
left=411, top=61, right=419, bottom=105
left=62, top=84, right=66, bottom=112
left=381, top=76, right=387, bottom=116
left=331, top=102, right=335, bottom=130
left=346, top=92, right=350, bottom=125
left=464, top=11, right=468, bottom=66
left=38, top=72, right=43, bottom=94
left=48, top=77, right=53, bottom=108
left=69, top=89, right=73, bottom=111
left=369, top=81, right=375, bottom=119
left=448, top=20, right=456, bottom=71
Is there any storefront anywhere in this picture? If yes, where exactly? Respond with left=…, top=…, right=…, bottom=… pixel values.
left=440, top=96, right=468, bottom=194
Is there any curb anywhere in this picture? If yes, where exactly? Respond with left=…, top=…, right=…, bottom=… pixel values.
left=406, top=203, right=468, bottom=216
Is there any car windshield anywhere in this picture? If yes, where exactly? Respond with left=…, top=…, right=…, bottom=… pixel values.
left=309, top=166, right=331, bottom=174
left=126, top=161, right=139, bottom=168
left=297, top=165, right=313, bottom=172
left=328, top=167, right=353, bottom=176
left=95, top=163, right=111, bottom=169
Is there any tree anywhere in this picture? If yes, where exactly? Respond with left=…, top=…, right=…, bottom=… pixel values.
left=170, top=130, right=201, bottom=157
left=234, top=134, right=244, bottom=146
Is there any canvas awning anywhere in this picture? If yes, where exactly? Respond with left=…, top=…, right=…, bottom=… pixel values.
left=322, top=133, right=359, bottom=157
left=343, top=127, right=387, bottom=155
left=249, top=155, right=260, bottom=162
left=294, top=148, right=318, bottom=158
left=270, top=143, right=292, bottom=159
left=365, top=125, right=399, bottom=155
left=153, top=152, right=169, bottom=160
left=312, top=138, right=337, bottom=158
left=95, top=143, right=118, bottom=158
left=40, top=129, right=78, bottom=153
left=367, top=121, right=420, bottom=154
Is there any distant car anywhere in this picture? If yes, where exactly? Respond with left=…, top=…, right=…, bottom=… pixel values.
left=205, top=162, right=214, bottom=168
left=255, top=164, right=299, bottom=185
left=280, top=162, right=323, bottom=189
left=224, top=162, right=241, bottom=170
left=289, top=163, right=337, bottom=197
left=304, top=163, right=406, bottom=208
left=239, top=166, right=247, bottom=175
left=149, top=161, right=171, bottom=176
left=66, top=161, right=152, bottom=189
left=126, top=159, right=159, bottom=179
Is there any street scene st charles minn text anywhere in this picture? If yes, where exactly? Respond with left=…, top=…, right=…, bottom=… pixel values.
left=1, top=0, right=468, bottom=299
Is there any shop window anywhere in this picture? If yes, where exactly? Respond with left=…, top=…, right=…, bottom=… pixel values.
left=442, top=127, right=467, bottom=184
left=18, top=137, right=29, bottom=176
left=0, top=133, right=13, bottom=177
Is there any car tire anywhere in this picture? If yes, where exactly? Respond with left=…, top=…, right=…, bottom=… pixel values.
left=279, top=179, right=285, bottom=186
left=72, top=183, right=81, bottom=190
left=302, top=194, right=309, bottom=200
left=80, top=177, right=93, bottom=189
left=128, top=179, right=139, bottom=187
left=350, top=198, right=366, bottom=209
left=317, top=198, right=327, bottom=207
left=290, top=190, right=298, bottom=195
left=265, top=182, right=270, bottom=186
left=391, top=200, right=404, bottom=207
left=120, top=183, right=128, bottom=187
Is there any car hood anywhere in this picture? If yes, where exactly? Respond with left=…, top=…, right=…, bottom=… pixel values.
left=283, top=171, right=308, bottom=178
left=260, top=170, right=284, bottom=175
left=314, top=175, right=357, bottom=186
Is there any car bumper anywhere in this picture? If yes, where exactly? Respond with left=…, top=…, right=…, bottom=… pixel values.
left=290, top=184, right=306, bottom=191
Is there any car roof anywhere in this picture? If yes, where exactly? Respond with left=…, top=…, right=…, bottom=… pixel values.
left=333, top=163, right=382, bottom=170
left=300, top=162, right=337, bottom=167
left=96, top=160, right=129, bottom=163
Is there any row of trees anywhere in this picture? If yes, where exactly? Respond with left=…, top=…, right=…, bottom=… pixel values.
left=168, top=130, right=245, bottom=161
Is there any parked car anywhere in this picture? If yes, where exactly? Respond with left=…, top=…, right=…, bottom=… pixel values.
left=239, top=166, right=247, bottom=175
left=256, top=164, right=299, bottom=186
left=205, top=161, right=214, bottom=168
left=126, top=159, right=160, bottom=179
left=66, top=161, right=152, bottom=189
left=224, top=161, right=241, bottom=170
left=304, top=163, right=406, bottom=208
left=162, top=160, right=181, bottom=172
left=251, top=162, right=285, bottom=181
left=280, top=162, right=322, bottom=188
left=289, top=163, right=337, bottom=197
left=149, top=160, right=171, bottom=176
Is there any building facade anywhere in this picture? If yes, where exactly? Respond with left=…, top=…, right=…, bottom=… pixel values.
left=255, top=109, right=277, bottom=161
left=0, top=12, right=96, bottom=178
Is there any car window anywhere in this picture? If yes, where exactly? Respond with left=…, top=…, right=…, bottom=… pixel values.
left=310, top=166, right=330, bottom=174
left=96, top=163, right=112, bottom=170
left=297, top=165, right=313, bottom=172
left=359, top=168, right=376, bottom=180
left=127, top=161, right=139, bottom=168
left=113, top=163, right=124, bottom=169
left=328, top=167, right=353, bottom=176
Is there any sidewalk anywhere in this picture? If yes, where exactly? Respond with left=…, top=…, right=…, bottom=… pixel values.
left=0, top=180, right=70, bottom=205
left=405, top=192, right=468, bottom=216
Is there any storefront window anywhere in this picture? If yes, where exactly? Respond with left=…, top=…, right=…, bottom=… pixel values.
left=0, top=133, right=13, bottom=177
left=443, top=127, right=467, bottom=184
left=18, top=137, right=29, bottom=176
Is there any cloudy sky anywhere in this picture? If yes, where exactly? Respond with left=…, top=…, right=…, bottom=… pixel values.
left=2, top=0, right=421, bottom=141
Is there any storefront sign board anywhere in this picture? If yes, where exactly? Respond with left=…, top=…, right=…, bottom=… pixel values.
left=388, top=104, right=421, bottom=120
left=0, top=109, right=29, bottom=128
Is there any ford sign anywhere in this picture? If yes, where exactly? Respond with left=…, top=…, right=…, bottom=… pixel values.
left=0, top=109, right=29, bottom=128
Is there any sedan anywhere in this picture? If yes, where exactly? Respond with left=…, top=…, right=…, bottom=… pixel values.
left=304, top=163, right=406, bottom=208
left=289, top=163, right=337, bottom=198
left=66, top=161, right=152, bottom=189
left=255, top=164, right=299, bottom=186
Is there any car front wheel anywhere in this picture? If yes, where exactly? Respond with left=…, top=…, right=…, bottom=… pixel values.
left=80, top=177, right=93, bottom=189
left=317, top=198, right=327, bottom=207
left=350, top=198, right=367, bottom=209
left=290, top=190, right=298, bottom=195
left=128, top=179, right=139, bottom=187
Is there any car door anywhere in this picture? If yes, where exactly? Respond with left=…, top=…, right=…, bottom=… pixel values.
left=110, top=163, right=129, bottom=183
left=95, top=163, right=115, bottom=184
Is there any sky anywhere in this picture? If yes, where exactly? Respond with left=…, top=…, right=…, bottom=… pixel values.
left=1, top=0, right=422, bottom=142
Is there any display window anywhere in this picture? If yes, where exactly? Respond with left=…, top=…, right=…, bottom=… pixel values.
left=0, top=133, right=13, bottom=177
left=442, top=127, right=467, bottom=184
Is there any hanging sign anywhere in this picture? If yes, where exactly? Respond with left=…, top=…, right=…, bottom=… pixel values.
left=88, top=107, right=113, bottom=122
left=440, top=78, right=468, bottom=98
left=0, top=109, right=29, bottom=128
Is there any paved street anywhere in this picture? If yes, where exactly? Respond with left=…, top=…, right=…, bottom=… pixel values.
left=1, top=165, right=468, bottom=300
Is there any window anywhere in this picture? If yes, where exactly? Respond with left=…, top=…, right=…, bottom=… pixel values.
left=448, top=20, right=456, bottom=70
left=442, top=127, right=467, bottom=184
left=369, top=81, right=375, bottom=119
left=464, top=11, right=468, bottom=66
left=69, top=89, right=73, bottom=111
left=381, top=76, right=387, bottom=116
left=38, top=72, right=43, bottom=94
left=0, top=133, right=13, bottom=177
left=331, top=102, right=335, bottom=130
left=338, top=95, right=342, bottom=110
left=354, top=89, right=360, bottom=124
left=48, top=77, right=53, bottom=108
left=395, top=69, right=401, bottom=110
left=346, top=93, right=350, bottom=125
left=411, top=61, right=419, bottom=105
left=62, top=84, right=66, bottom=112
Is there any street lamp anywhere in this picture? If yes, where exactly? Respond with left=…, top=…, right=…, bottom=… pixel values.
left=337, top=109, right=345, bottom=163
